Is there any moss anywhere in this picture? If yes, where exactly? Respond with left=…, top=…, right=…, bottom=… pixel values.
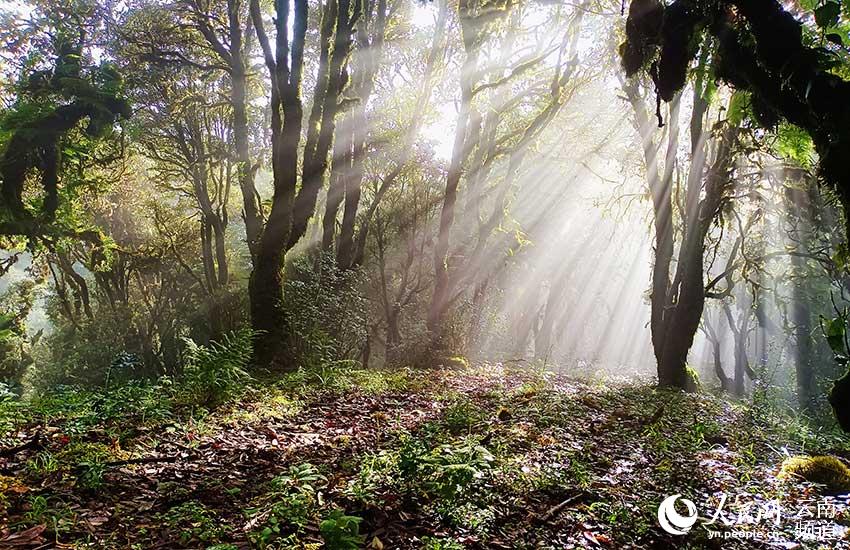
left=439, top=356, right=469, bottom=369
left=55, top=441, right=120, bottom=465
left=778, top=455, right=850, bottom=494
left=685, top=366, right=701, bottom=393
left=620, top=0, right=663, bottom=75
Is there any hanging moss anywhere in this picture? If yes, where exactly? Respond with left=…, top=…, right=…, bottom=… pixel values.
left=0, top=39, right=130, bottom=226
left=620, top=0, right=664, bottom=76
left=656, top=3, right=703, bottom=101
left=779, top=455, right=850, bottom=494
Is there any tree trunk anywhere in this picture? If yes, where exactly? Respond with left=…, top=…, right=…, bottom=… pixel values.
left=787, top=188, right=814, bottom=410
left=322, top=112, right=353, bottom=253
left=231, top=44, right=263, bottom=261
left=427, top=25, right=478, bottom=338
left=535, top=273, right=569, bottom=362
left=249, top=0, right=355, bottom=367
left=336, top=106, right=365, bottom=269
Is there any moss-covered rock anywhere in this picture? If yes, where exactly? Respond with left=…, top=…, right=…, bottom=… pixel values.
left=439, top=355, right=469, bottom=369
left=778, top=455, right=850, bottom=494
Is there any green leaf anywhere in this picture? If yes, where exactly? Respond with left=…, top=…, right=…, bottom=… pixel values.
left=0, top=313, right=14, bottom=331
left=834, top=243, right=850, bottom=272
left=826, top=317, right=847, bottom=355
left=815, top=1, right=841, bottom=28
left=827, top=33, right=845, bottom=46
left=727, top=91, right=751, bottom=126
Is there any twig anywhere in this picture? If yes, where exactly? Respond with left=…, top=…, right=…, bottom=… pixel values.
left=100, top=455, right=188, bottom=468
left=540, top=492, right=585, bottom=521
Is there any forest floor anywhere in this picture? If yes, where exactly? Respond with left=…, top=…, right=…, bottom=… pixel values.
left=1, top=364, right=850, bottom=549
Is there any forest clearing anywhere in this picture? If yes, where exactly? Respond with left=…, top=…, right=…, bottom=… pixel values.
left=3, top=365, right=850, bottom=549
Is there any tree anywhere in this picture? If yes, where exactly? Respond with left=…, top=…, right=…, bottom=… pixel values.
left=621, top=0, right=850, bottom=420
left=320, top=0, right=390, bottom=269
left=248, top=0, right=356, bottom=366
left=622, top=61, right=748, bottom=389
left=178, top=0, right=264, bottom=260
left=427, top=0, right=589, bottom=344
left=128, top=61, right=237, bottom=335
left=0, top=1, right=130, bottom=246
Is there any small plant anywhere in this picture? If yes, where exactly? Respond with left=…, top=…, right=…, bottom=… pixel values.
left=248, top=463, right=327, bottom=546
left=54, top=441, right=116, bottom=490
left=98, top=380, right=175, bottom=425
left=422, top=537, right=465, bottom=550
left=182, top=328, right=254, bottom=406
left=443, top=397, right=483, bottom=434
left=162, top=500, right=230, bottom=545
left=345, top=449, right=402, bottom=506
left=0, top=381, right=17, bottom=402
left=424, top=438, right=495, bottom=500
left=77, top=461, right=106, bottom=490
left=104, top=352, right=143, bottom=389
left=22, top=494, right=74, bottom=533
left=441, top=501, right=495, bottom=535
left=25, top=451, right=59, bottom=477
left=319, top=509, right=364, bottom=550
left=569, top=456, right=592, bottom=489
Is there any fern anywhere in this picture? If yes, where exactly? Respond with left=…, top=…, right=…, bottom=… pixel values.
left=182, top=328, right=254, bottom=406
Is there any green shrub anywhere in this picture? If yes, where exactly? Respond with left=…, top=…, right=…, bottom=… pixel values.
left=319, top=509, right=364, bottom=550
left=162, top=500, right=230, bottom=545
left=349, top=432, right=495, bottom=507
left=181, top=328, right=254, bottom=406
left=424, top=437, right=495, bottom=500
left=32, top=306, right=144, bottom=390
left=56, top=441, right=117, bottom=489
left=443, top=396, right=483, bottom=434
left=283, top=255, right=367, bottom=369
left=248, top=463, right=327, bottom=547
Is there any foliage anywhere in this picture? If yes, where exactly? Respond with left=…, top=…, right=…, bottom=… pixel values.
left=0, top=280, right=37, bottom=387
left=442, top=395, right=484, bottom=434
left=319, top=509, right=364, bottom=550
left=283, top=255, right=368, bottom=369
left=421, top=537, right=465, bottom=550
left=775, top=123, right=816, bottom=169
left=161, top=500, right=230, bottom=545
left=181, top=328, right=254, bottom=407
left=348, top=429, right=496, bottom=508
left=0, top=0, right=130, bottom=247
left=247, top=463, right=327, bottom=546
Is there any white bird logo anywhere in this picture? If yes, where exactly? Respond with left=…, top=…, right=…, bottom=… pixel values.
left=657, top=494, right=698, bottom=535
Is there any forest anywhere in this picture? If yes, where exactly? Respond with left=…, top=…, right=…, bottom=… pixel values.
left=2, top=0, right=850, bottom=547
